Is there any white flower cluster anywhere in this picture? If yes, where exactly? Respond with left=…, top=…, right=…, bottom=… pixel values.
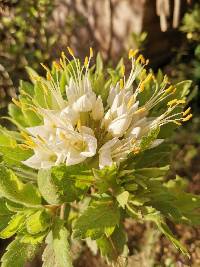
left=19, top=48, right=192, bottom=170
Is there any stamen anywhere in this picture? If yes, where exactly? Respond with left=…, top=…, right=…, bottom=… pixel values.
left=84, top=56, right=89, bottom=68
left=90, top=47, right=93, bottom=58
left=46, top=72, right=52, bottom=81
left=120, top=79, right=124, bottom=89
left=67, top=46, right=75, bottom=57
left=167, top=99, right=177, bottom=106
left=53, top=61, right=62, bottom=71
left=127, top=95, right=135, bottom=109
left=128, top=49, right=139, bottom=59
left=134, top=107, right=146, bottom=114
left=183, top=107, right=191, bottom=116
left=120, top=64, right=125, bottom=77
left=173, top=121, right=182, bottom=125
left=182, top=114, right=192, bottom=122
left=12, top=98, right=21, bottom=108
left=164, top=85, right=174, bottom=94
left=136, top=54, right=145, bottom=64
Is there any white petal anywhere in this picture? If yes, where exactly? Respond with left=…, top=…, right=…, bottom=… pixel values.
left=65, top=149, right=86, bottom=166
left=149, top=139, right=164, bottom=149
left=129, top=126, right=141, bottom=138
left=91, top=96, right=104, bottom=121
left=66, top=78, right=78, bottom=104
left=108, top=114, right=131, bottom=137
left=99, top=137, right=119, bottom=151
left=73, top=94, right=93, bottom=112
left=60, top=106, right=79, bottom=126
left=99, top=149, right=113, bottom=169
left=80, top=134, right=97, bottom=157
left=79, top=126, right=95, bottom=136
left=22, top=155, right=42, bottom=169
left=107, top=84, right=120, bottom=106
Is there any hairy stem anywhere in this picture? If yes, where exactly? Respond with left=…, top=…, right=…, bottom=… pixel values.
left=60, top=203, right=66, bottom=220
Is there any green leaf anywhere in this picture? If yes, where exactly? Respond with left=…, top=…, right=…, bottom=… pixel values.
left=73, top=198, right=120, bottom=239
left=0, top=145, right=33, bottom=167
left=96, top=52, right=103, bottom=74
left=116, top=191, right=129, bottom=209
left=34, top=81, right=52, bottom=109
left=97, top=225, right=127, bottom=263
left=174, top=80, right=192, bottom=99
left=0, top=198, right=12, bottom=215
left=26, top=209, right=50, bottom=235
left=93, top=164, right=119, bottom=194
left=53, top=219, right=73, bottom=267
left=129, top=144, right=171, bottom=169
left=0, top=212, right=26, bottom=238
left=1, top=237, right=38, bottom=267
left=134, top=165, right=169, bottom=179
left=144, top=209, right=188, bottom=256
left=42, top=220, right=73, bottom=267
left=20, top=231, right=48, bottom=245
left=37, top=168, right=60, bottom=205
left=0, top=165, right=41, bottom=207
left=140, top=127, right=160, bottom=151
left=8, top=103, right=29, bottom=128
left=42, top=232, right=56, bottom=267
left=26, top=66, right=41, bottom=84
left=38, top=164, right=93, bottom=205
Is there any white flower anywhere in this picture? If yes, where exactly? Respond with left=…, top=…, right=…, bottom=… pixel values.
left=20, top=49, right=190, bottom=170
left=99, top=137, right=134, bottom=169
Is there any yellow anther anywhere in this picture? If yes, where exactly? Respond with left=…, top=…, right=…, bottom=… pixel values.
left=84, top=56, right=89, bottom=67
left=40, top=63, right=49, bottom=72
left=144, top=73, right=153, bottom=83
left=127, top=95, right=135, bottom=109
left=136, top=54, right=145, bottom=64
left=177, top=99, right=186, bottom=105
left=145, top=59, right=149, bottom=65
left=172, top=88, right=176, bottom=94
left=182, top=114, right=192, bottom=122
left=120, top=79, right=124, bottom=89
left=53, top=61, right=61, bottom=71
left=173, top=121, right=182, bottom=126
left=59, top=132, right=66, bottom=140
left=163, top=75, right=169, bottom=84
left=139, top=74, right=152, bottom=92
left=140, top=69, right=146, bottom=78
left=134, top=107, right=146, bottom=114
left=46, top=72, right=52, bottom=81
left=20, top=131, right=29, bottom=140
left=167, top=99, right=177, bottom=106
left=183, top=107, right=191, bottom=117
left=61, top=51, right=66, bottom=59
left=128, top=49, right=139, bottom=59
left=165, top=85, right=174, bottom=94
left=90, top=47, right=93, bottom=58
left=67, top=46, right=74, bottom=57
left=20, top=131, right=36, bottom=148
left=132, top=147, right=140, bottom=154
left=12, top=98, right=21, bottom=108
left=120, top=64, right=125, bottom=77
left=140, top=82, right=145, bottom=92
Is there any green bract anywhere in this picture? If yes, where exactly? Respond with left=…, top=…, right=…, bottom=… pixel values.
left=0, top=49, right=198, bottom=267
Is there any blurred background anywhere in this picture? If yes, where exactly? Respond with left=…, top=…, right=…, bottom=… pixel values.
left=0, top=0, right=200, bottom=266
